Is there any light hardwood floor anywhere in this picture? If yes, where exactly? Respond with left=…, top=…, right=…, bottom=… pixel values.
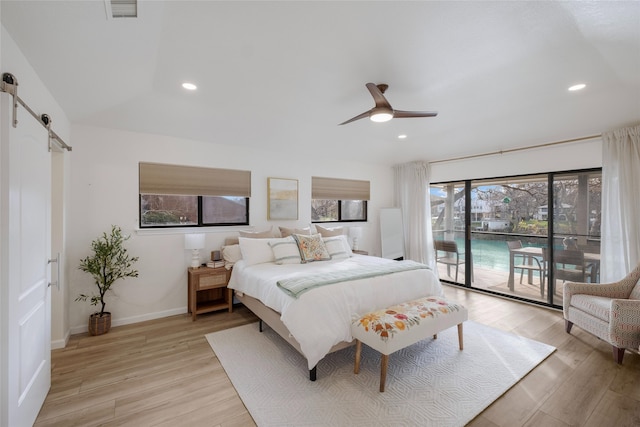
left=35, top=285, right=640, bottom=426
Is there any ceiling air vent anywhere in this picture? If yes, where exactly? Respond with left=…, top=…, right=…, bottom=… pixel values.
left=105, top=0, right=137, bottom=19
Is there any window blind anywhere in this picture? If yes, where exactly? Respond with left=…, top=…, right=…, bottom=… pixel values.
left=311, top=176, right=370, bottom=200
left=139, top=162, right=251, bottom=197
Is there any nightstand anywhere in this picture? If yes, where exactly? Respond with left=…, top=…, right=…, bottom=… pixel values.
left=352, top=250, right=368, bottom=255
left=187, top=266, right=232, bottom=321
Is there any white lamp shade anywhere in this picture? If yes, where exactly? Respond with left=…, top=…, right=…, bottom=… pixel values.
left=349, top=227, right=363, bottom=238
left=184, top=233, right=205, bottom=250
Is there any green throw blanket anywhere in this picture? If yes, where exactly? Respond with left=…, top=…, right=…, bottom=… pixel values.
left=277, top=260, right=430, bottom=298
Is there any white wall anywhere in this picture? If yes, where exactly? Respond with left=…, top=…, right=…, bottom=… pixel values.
left=430, top=138, right=602, bottom=182
left=67, top=125, right=394, bottom=332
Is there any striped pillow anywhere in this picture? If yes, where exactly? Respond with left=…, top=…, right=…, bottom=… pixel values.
left=269, top=236, right=301, bottom=265
left=323, top=236, right=351, bottom=260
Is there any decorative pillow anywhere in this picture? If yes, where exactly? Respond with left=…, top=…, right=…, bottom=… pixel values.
left=279, top=226, right=311, bottom=238
left=238, top=227, right=275, bottom=239
left=269, top=236, right=302, bottom=264
left=315, top=224, right=344, bottom=237
left=293, top=233, right=331, bottom=263
left=221, top=244, right=242, bottom=269
left=323, top=235, right=352, bottom=260
left=239, top=237, right=277, bottom=266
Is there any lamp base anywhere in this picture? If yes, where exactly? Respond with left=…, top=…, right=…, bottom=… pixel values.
left=190, top=249, right=200, bottom=268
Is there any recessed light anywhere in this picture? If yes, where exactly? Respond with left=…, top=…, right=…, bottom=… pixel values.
left=182, top=82, right=197, bottom=91
left=398, top=134, right=407, bottom=139
left=568, top=83, right=586, bottom=91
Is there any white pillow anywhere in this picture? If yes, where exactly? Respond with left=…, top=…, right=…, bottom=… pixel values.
left=269, top=236, right=302, bottom=264
left=221, top=244, right=242, bottom=269
left=323, top=235, right=351, bottom=260
left=239, top=237, right=277, bottom=266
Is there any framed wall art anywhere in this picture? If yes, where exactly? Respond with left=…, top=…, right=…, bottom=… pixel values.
left=268, top=178, right=298, bottom=220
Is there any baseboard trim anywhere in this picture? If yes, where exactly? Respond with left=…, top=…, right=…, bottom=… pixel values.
left=51, top=330, right=70, bottom=349
left=68, top=307, right=188, bottom=336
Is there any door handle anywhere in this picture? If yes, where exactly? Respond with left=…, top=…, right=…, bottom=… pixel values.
left=48, top=253, right=60, bottom=291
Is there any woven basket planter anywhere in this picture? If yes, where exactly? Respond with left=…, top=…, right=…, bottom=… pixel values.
left=88, top=312, right=111, bottom=336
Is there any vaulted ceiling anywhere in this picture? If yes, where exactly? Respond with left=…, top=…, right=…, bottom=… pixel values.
left=2, top=1, right=639, bottom=165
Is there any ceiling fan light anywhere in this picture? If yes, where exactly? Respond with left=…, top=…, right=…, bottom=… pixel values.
left=370, top=111, right=393, bottom=123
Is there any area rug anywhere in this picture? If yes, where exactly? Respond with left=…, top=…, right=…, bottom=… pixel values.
left=206, top=321, right=555, bottom=427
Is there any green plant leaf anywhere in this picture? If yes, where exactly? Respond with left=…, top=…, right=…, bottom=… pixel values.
left=77, top=225, right=139, bottom=316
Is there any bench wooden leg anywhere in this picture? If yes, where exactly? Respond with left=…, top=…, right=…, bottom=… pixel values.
left=354, top=340, right=361, bottom=374
left=380, top=354, right=389, bottom=392
left=458, top=323, right=464, bottom=350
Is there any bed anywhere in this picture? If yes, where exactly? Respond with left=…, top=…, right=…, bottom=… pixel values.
left=225, top=234, right=443, bottom=380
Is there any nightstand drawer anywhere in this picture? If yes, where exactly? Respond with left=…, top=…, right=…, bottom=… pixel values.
left=198, top=273, right=227, bottom=290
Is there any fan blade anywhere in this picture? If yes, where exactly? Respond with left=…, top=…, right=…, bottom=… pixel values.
left=365, top=83, right=392, bottom=109
left=393, top=110, right=438, bottom=118
left=338, top=110, right=372, bottom=125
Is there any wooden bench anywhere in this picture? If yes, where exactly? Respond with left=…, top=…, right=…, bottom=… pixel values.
left=350, top=295, right=468, bottom=392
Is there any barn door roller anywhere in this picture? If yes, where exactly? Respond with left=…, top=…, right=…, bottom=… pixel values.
left=1, top=72, right=72, bottom=151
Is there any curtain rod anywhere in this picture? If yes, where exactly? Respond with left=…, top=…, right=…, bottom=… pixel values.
left=429, top=134, right=600, bottom=165
left=1, top=72, right=72, bottom=152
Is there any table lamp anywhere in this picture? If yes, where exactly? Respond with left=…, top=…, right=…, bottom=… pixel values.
left=184, top=233, right=205, bottom=268
left=349, top=227, right=363, bottom=250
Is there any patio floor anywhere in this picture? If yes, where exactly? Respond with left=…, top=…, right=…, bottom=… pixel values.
left=435, top=263, right=564, bottom=306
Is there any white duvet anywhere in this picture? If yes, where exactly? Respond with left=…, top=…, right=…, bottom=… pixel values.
left=228, top=255, right=443, bottom=369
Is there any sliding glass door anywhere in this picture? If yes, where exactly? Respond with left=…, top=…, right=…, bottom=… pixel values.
left=550, top=171, right=601, bottom=305
left=430, top=182, right=468, bottom=285
left=431, top=169, right=601, bottom=308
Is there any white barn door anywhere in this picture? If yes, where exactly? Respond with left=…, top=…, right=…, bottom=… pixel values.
left=1, top=97, right=52, bottom=426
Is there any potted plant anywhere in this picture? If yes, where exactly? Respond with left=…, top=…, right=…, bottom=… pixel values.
left=76, top=225, right=139, bottom=335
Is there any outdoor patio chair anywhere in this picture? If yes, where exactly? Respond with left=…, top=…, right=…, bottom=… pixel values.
left=563, top=262, right=640, bottom=364
left=435, top=240, right=472, bottom=282
left=507, top=240, right=545, bottom=297
left=553, top=249, right=592, bottom=283
left=542, top=248, right=594, bottom=294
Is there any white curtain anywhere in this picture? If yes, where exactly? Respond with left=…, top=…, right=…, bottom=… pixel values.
left=393, top=161, right=438, bottom=275
left=601, top=124, right=640, bottom=281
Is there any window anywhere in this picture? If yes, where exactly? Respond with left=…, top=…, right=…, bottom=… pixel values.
left=311, top=177, right=369, bottom=223
left=311, top=199, right=367, bottom=222
left=202, top=196, right=249, bottom=225
left=139, top=162, right=251, bottom=228
left=430, top=168, right=601, bottom=309
left=140, top=194, right=197, bottom=226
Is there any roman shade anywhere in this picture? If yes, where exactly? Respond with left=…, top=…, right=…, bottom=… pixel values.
left=139, top=162, right=251, bottom=197
left=311, top=177, right=370, bottom=201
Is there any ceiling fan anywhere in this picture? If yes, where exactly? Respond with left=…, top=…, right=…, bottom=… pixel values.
left=339, top=82, right=438, bottom=125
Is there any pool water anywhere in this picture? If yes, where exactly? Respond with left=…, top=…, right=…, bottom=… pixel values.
left=455, top=239, right=547, bottom=273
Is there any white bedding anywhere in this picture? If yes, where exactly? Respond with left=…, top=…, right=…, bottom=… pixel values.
left=228, top=255, right=443, bottom=369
